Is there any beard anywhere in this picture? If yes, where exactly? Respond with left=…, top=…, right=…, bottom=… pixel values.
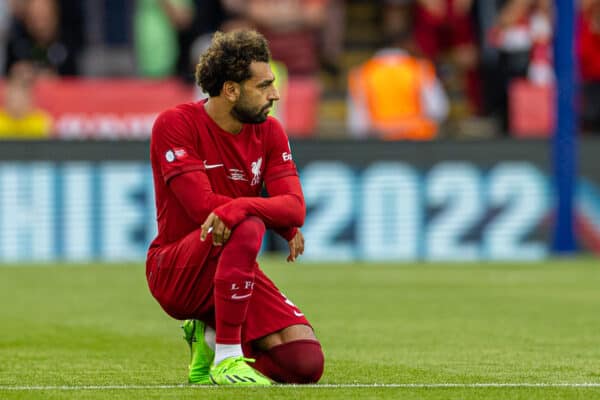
left=231, top=96, right=272, bottom=124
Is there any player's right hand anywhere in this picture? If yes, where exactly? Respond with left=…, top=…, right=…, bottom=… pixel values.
left=201, top=212, right=231, bottom=246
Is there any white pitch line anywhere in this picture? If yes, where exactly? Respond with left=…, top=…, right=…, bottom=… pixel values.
left=2, top=383, right=600, bottom=391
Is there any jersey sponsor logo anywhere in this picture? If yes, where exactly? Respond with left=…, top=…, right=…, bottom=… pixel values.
left=203, top=160, right=224, bottom=170
left=173, top=147, right=188, bottom=159
left=165, top=150, right=175, bottom=162
left=282, top=152, right=293, bottom=162
left=251, top=157, right=263, bottom=186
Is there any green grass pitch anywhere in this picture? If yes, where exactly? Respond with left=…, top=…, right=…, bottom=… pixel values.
left=1, top=257, right=600, bottom=399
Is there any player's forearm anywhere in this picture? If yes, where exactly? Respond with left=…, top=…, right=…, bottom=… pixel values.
left=213, top=194, right=305, bottom=229
left=214, top=174, right=306, bottom=229
left=248, top=194, right=305, bottom=227
left=273, top=227, right=298, bottom=242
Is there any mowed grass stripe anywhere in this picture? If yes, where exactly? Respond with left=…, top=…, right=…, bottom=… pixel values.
left=4, top=382, right=600, bottom=390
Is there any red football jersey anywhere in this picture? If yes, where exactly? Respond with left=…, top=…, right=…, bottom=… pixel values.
left=149, top=100, right=297, bottom=248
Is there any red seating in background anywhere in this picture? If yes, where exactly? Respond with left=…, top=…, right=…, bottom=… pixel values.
left=509, top=78, right=555, bottom=138
left=0, top=77, right=321, bottom=139
left=36, top=79, right=195, bottom=139
left=35, top=78, right=194, bottom=115
left=284, top=77, right=320, bottom=138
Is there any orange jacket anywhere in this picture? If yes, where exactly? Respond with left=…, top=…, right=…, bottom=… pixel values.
left=349, top=51, right=440, bottom=140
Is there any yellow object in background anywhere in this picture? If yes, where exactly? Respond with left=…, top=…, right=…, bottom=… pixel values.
left=0, top=61, right=53, bottom=139
left=0, top=109, right=52, bottom=139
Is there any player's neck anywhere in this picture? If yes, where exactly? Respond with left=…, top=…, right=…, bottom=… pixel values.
left=204, top=98, right=243, bottom=135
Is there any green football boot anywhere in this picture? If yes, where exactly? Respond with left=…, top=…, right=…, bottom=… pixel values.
left=209, top=356, right=272, bottom=386
left=181, top=319, right=214, bottom=384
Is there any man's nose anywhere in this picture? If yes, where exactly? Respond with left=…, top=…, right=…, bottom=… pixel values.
left=269, top=86, right=280, bottom=101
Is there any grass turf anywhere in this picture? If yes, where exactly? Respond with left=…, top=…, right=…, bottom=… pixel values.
left=1, top=257, right=599, bottom=399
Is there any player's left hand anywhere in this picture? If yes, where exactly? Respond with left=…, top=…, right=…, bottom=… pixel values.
left=287, top=229, right=304, bottom=262
left=201, top=212, right=231, bottom=246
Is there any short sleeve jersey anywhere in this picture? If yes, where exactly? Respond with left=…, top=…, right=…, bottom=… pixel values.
left=149, top=99, right=297, bottom=248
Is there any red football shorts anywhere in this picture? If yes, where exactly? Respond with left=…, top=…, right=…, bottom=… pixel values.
left=146, top=228, right=310, bottom=344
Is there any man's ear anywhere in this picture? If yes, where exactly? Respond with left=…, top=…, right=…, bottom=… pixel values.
left=222, top=81, right=241, bottom=103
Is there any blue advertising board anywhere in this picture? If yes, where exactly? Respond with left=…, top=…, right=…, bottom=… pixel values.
left=0, top=140, right=598, bottom=262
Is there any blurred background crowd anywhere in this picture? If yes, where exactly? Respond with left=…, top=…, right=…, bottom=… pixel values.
left=0, top=0, right=598, bottom=140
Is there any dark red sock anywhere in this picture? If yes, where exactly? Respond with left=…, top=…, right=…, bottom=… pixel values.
left=214, top=217, right=265, bottom=344
left=253, top=340, right=324, bottom=383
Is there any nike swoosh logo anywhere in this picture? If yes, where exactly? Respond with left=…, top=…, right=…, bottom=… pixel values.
left=293, top=311, right=304, bottom=317
left=204, top=161, right=224, bottom=169
left=231, top=293, right=252, bottom=300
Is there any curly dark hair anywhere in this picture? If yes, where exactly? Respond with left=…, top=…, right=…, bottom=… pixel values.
left=195, top=30, right=271, bottom=97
